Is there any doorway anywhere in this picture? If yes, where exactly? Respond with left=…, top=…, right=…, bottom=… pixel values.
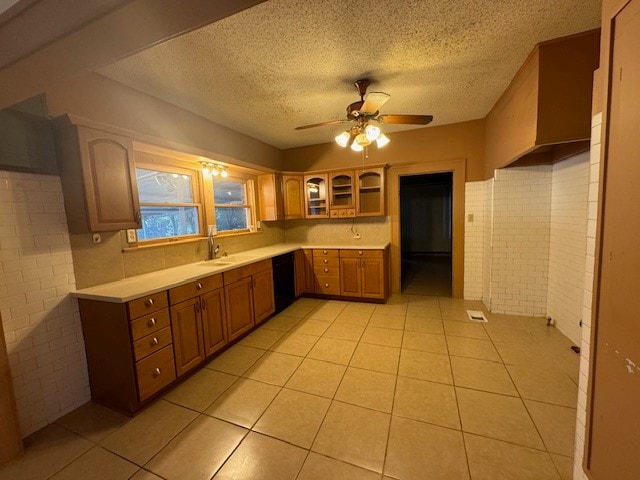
left=399, top=172, right=453, bottom=296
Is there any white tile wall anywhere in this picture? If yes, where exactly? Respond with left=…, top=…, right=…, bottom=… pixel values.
left=573, top=112, right=602, bottom=480
left=548, top=152, right=590, bottom=344
left=0, top=170, right=89, bottom=437
left=482, top=178, right=494, bottom=309
left=490, top=166, right=552, bottom=316
left=463, top=182, right=486, bottom=300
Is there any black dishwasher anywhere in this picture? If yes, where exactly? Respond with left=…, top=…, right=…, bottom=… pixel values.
left=272, top=252, right=296, bottom=313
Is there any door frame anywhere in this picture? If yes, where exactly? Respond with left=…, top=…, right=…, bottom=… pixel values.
left=387, top=159, right=466, bottom=297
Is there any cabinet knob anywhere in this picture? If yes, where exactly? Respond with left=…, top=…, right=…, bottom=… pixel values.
left=144, top=298, right=154, bottom=307
left=153, top=367, right=161, bottom=377
left=324, top=283, right=329, bottom=288
left=196, top=282, right=203, bottom=290
left=323, top=259, right=328, bottom=264
left=323, top=250, right=328, bottom=254
left=147, top=318, right=156, bottom=327
left=150, top=337, right=159, bottom=346
left=324, top=268, right=328, bottom=273
left=358, top=250, right=363, bottom=255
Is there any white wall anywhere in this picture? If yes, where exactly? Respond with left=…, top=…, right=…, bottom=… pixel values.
left=0, top=170, right=89, bottom=437
left=482, top=178, right=493, bottom=308
left=490, top=166, right=552, bottom=316
left=573, top=113, right=602, bottom=480
left=548, top=152, right=590, bottom=344
left=463, top=181, right=485, bottom=299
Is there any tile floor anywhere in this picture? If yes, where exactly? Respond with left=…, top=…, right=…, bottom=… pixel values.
left=0, top=295, right=580, bottom=480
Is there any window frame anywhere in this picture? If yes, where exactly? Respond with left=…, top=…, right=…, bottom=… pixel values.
left=134, top=160, right=204, bottom=245
left=211, top=174, right=257, bottom=236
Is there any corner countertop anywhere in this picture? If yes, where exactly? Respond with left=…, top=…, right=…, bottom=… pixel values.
left=70, top=242, right=389, bottom=303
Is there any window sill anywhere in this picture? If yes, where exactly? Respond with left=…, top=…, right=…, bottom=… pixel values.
left=122, top=229, right=263, bottom=252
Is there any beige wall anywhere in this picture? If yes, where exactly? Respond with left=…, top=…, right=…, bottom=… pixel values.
left=284, top=217, right=389, bottom=246
left=282, top=119, right=486, bottom=182
left=46, top=73, right=282, bottom=171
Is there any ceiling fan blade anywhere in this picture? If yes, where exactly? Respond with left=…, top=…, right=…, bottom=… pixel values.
left=360, top=92, right=391, bottom=114
left=377, top=114, right=434, bottom=125
left=294, top=119, right=349, bottom=130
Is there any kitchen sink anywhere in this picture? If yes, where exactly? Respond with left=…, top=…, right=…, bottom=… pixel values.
left=198, top=260, right=234, bottom=267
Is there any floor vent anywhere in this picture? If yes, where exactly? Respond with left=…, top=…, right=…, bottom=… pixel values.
left=466, top=310, right=488, bottom=322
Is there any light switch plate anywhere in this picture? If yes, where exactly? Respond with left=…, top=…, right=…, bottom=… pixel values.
left=126, top=229, right=137, bottom=243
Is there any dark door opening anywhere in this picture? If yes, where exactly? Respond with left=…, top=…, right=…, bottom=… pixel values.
left=400, top=172, right=453, bottom=296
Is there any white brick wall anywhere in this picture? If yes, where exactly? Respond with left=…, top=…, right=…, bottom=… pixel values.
left=482, top=178, right=494, bottom=309
left=490, top=166, right=552, bottom=316
left=547, top=152, right=590, bottom=344
left=0, top=170, right=89, bottom=437
left=464, top=181, right=486, bottom=300
left=573, top=113, right=602, bottom=480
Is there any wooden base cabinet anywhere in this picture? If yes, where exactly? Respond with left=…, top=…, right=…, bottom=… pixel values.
left=168, top=275, right=227, bottom=377
left=225, top=277, right=255, bottom=341
left=339, top=250, right=386, bottom=299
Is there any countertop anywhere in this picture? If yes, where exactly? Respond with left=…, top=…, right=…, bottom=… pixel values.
left=70, top=242, right=389, bottom=303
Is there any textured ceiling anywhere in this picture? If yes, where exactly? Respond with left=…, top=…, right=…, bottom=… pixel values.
left=99, top=0, right=601, bottom=149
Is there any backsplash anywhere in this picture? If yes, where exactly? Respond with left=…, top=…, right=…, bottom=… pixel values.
left=71, top=221, right=285, bottom=289
left=284, top=217, right=390, bottom=245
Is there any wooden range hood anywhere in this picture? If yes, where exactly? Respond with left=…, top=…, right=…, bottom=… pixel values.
left=485, top=29, right=601, bottom=176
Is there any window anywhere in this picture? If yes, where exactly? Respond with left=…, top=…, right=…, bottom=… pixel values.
left=213, top=178, right=254, bottom=233
left=136, top=165, right=202, bottom=241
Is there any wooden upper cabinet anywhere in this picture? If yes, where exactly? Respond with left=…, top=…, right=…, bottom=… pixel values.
left=55, top=117, right=141, bottom=233
left=258, top=173, right=284, bottom=221
left=484, top=30, right=600, bottom=174
left=304, top=174, right=329, bottom=218
left=282, top=175, right=305, bottom=219
left=356, top=168, right=385, bottom=217
left=252, top=267, right=275, bottom=324
left=329, top=171, right=355, bottom=217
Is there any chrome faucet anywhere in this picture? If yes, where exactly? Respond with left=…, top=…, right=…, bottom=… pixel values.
left=207, top=227, right=220, bottom=260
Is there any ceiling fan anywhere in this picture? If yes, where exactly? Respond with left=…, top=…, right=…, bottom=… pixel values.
left=294, top=78, right=433, bottom=151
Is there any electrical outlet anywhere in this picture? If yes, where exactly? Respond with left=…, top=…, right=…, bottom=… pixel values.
left=256, top=221, right=261, bottom=230
left=92, top=233, right=101, bottom=244
left=467, top=214, right=474, bottom=222
left=353, top=233, right=362, bottom=239
left=126, top=229, right=137, bottom=243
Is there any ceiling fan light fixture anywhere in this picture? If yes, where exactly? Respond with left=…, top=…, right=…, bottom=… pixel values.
left=335, top=131, right=350, bottom=148
left=365, top=124, right=381, bottom=141
left=355, top=132, right=371, bottom=147
left=376, top=133, right=390, bottom=148
left=350, top=142, right=364, bottom=152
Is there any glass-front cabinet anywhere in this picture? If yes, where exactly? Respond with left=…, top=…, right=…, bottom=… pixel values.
left=304, top=174, right=329, bottom=218
left=356, top=167, right=385, bottom=216
left=329, top=171, right=355, bottom=218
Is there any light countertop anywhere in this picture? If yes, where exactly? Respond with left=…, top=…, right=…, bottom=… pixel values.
left=71, top=242, right=389, bottom=303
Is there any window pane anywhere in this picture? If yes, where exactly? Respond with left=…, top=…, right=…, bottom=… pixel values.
left=214, top=179, right=246, bottom=205
left=215, top=207, right=249, bottom=232
left=137, top=168, right=194, bottom=203
left=137, top=206, right=199, bottom=240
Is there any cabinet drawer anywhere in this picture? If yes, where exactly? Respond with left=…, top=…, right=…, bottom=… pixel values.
left=133, top=327, right=173, bottom=361
left=128, top=291, right=168, bottom=319
left=168, top=274, right=223, bottom=305
left=313, top=257, right=340, bottom=267
left=136, top=345, right=176, bottom=402
left=340, top=249, right=384, bottom=259
left=313, top=249, right=339, bottom=258
left=314, top=275, right=341, bottom=295
left=223, top=259, right=272, bottom=285
left=314, top=266, right=340, bottom=276
left=130, top=309, right=170, bottom=341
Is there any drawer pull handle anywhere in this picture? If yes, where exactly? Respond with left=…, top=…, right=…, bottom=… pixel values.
left=150, top=337, right=159, bottom=346
left=144, top=298, right=154, bottom=307
left=324, top=268, right=328, bottom=273
left=196, top=282, right=203, bottom=290
left=153, top=367, right=162, bottom=377
left=358, top=251, right=363, bottom=255
left=324, top=283, right=329, bottom=288
left=147, top=318, right=156, bottom=327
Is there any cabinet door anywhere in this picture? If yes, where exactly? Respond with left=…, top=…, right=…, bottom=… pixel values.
left=201, top=288, right=227, bottom=358
left=253, top=268, right=275, bottom=324
left=355, top=168, right=385, bottom=217
left=361, top=258, right=385, bottom=299
left=294, top=249, right=306, bottom=297
left=78, top=127, right=141, bottom=231
left=304, top=174, right=329, bottom=218
left=258, top=174, right=284, bottom=221
left=303, top=249, right=315, bottom=293
left=340, top=257, right=362, bottom=297
left=170, top=298, right=205, bottom=377
left=225, top=277, right=255, bottom=341
left=282, top=175, right=304, bottom=219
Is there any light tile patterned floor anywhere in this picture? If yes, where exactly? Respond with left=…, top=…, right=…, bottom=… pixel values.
left=0, top=295, right=579, bottom=480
